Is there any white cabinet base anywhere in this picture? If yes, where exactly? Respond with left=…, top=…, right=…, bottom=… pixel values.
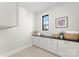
left=33, top=36, right=79, bottom=57
left=58, top=40, right=79, bottom=57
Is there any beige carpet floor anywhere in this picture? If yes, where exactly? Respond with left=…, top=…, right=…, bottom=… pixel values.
left=10, top=46, right=57, bottom=57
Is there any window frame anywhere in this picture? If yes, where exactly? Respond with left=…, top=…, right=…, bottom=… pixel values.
left=42, top=14, right=49, bottom=31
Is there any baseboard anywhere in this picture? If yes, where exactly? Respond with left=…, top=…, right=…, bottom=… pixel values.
left=0, top=43, right=32, bottom=57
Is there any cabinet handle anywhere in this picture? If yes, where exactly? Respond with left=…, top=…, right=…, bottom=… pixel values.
left=66, top=41, right=69, bottom=44
left=64, top=41, right=66, bottom=44
left=64, top=41, right=69, bottom=44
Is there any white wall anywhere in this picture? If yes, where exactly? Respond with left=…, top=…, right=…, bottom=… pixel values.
left=35, top=2, right=79, bottom=36
left=0, top=3, right=34, bottom=56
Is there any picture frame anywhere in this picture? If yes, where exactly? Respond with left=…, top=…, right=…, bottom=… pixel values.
left=55, top=16, right=68, bottom=28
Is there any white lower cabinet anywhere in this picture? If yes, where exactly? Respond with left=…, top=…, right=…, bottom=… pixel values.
left=33, top=36, right=79, bottom=57
left=39, top=37, right=47, bottom=49
left=58, top=40, right=67, bottom=56
left=47, top=39, right=58, bottom=54
left=33, top=36, right=40, bottom=46
left=33, top=36, right=47, bottom=49
left=33, top=36, right=58, bottom=54
left=58, top=40, right=79, bottom=57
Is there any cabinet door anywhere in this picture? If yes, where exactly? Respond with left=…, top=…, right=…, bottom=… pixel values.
left=46, top=39, right=51, bottom=51
left=50, top=39, right=58, bottom=54
left=33, top=36, right=39, bottom=46
left=58, top=40, right=79, bottom=57
left=58, top=40, right=67, bottom=56
left=33, top=36, right=36, bottom=45
left=65, top=41, right=79, bottom=57
left=47, top=39, right=58, bottom=54
left=38, top=37, right=43, bottom=48
left=38, top=37, right=47, bottom=49
left=35, top=37, right=41, bottom=46
left=42, top=37, right=47, bottom=49
left=0, top=2, right=16, bottom=26
left=38, top=37, right=42, bottom=47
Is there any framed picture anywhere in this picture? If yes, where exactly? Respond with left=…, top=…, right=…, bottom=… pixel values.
left=55, top=16, right=68, bottom=28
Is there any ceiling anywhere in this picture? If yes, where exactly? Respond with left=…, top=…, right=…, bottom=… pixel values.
left=18, top=2, right=61, bottom=13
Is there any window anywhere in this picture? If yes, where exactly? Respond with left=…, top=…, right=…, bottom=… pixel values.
left=42, top=14, right=49, bottom=31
